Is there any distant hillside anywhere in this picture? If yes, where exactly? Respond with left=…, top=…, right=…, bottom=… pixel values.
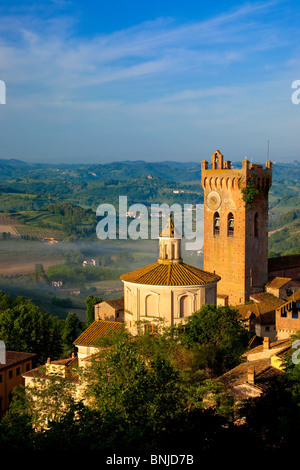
left=0, top=158, right=299, bottom=247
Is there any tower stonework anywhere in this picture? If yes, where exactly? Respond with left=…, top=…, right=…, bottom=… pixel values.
left=201, top=150, right=272, bottom=306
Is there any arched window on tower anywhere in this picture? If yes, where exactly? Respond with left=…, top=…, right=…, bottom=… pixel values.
left=227, top=213, right=234, bottom=237
left=254, top=212, right=259, bottom=237
left=213, top=212, right=220, bottom=236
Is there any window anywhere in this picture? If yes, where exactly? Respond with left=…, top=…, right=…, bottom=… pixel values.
left=281, top=307, right=287, bottom=317
left=145, top=294, right=158, bottom=317
left=292, top=308, right=299, bottom=319
left=16, top=367, right=20, bottom=376
left=179, top=295, right=191, bottom=318
left=144, top=323, right=158, bottom=335
left=227, top=213, right=234, bottom=237
left=265, top=326, right=270, bottom=332
left=8, top=370, right=13, bottom=379
left=213, top=212, right=220, bottom=236
left=254, top=212, right=259, bottom=237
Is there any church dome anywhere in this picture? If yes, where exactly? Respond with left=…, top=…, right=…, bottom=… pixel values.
left=120, top=261, right=220, bottom=287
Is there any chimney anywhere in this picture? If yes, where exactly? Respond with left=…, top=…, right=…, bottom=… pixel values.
left=263, top=337, right=270, bottom=350
left=247, top=367, right=255, bottom=385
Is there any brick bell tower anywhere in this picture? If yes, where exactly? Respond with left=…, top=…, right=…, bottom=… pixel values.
left=201, top=150, right=273, bottom=306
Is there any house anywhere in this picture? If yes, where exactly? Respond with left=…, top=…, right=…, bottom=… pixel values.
left=265, top=276, right=300, bottom=299
left=43, top=238, right=58, bottom=244
left=218, top=337, right=290, bottom=400
left=218, top=358, right=284, bottom=400
left=82, top=258, right=99, bottom=266
left=23, top=354, right=78, bottom=388
left=94, top=297, right=124, bottom=322
left=241, top=337, right=291, bottom=362
left=236, top=293, right=286, bottom=341
left=22, top=354, right=82, bottom=427
left=275, top=289, right=300, bottom=340
left=74, top=320, right=124, bottom=367
left=0, top=351, right=36, bottom=418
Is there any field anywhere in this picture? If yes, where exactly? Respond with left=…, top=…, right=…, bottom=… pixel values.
left=13, top=225, right=64, bottom=240
left=0, top=240, right=65, bottom=274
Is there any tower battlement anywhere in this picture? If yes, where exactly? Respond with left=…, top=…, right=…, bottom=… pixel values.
left=201, top=150, right=272, bottom=192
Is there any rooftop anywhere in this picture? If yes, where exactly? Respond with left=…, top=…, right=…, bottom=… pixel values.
left=266, top=276, right=292, bottom=289
left=218, top=358, right=284, bottom=395
left=121, top=262, right=221, bottom=287
left=0, top=351, right=36, bottom=370
left=74, top=320, right=124, bottom=347
left=23, top=355, right=78, bottom=379
left=103, top=296, right=124, bottom=310
left=237, top=293, right=286, bottom=321
left=242, top=338, right=291, bottom=358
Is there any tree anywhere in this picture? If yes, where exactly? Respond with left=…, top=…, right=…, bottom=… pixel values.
left=0, top=386, right=35, bottom=450
left=83, top=342, right=184, bottom=431
left=61, top=311, right=84, bottom=357
left=85, top=294, right=102, bottom=325
left=0, top=293, right=63, bottom=364
left=178, top=305, right=251, bottom=375
left=237, top=382, right=300, bottom=451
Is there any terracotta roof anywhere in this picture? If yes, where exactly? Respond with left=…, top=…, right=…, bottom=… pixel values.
left=104, top=296, right=124, bottom=310
left=237, top=293, right=285, bottom=321
left=255, top=311, right=275, bottom=325
left=219, top=358, right=284, bottom=393
left=266, top=277, right=292, bottom=289
left=74, top=320, right=124, bottom=347
left=0, top=351, right=36, bottom=370
left=242, top=338, right=291, bottom=357
left=249, top=292, right=286, bottom=309
left=120, top=262, right=220, bottom=286
left=23, top=356, right=78, bottom=379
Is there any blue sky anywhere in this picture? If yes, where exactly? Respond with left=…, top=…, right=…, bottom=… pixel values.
left=0, top=0, right=299, bottom=164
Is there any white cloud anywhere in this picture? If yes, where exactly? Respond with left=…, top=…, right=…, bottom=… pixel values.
left=0, top=0, right=293, bottom=98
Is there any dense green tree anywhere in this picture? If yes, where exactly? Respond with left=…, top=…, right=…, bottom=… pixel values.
left=177, top=305, right=251, bottom=375
left=61, top=311, right=85, bottom=357
left=85, top=294, right=102, bottom=325
left=84, top=342, right=183, bottom=428
left=0, top=291, right=85, bottom=364
left=0, top=299, right=63, bottom=364
left=237, top=382, right=300, bottom=451
left=0, top=386, right=35, bottom=451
